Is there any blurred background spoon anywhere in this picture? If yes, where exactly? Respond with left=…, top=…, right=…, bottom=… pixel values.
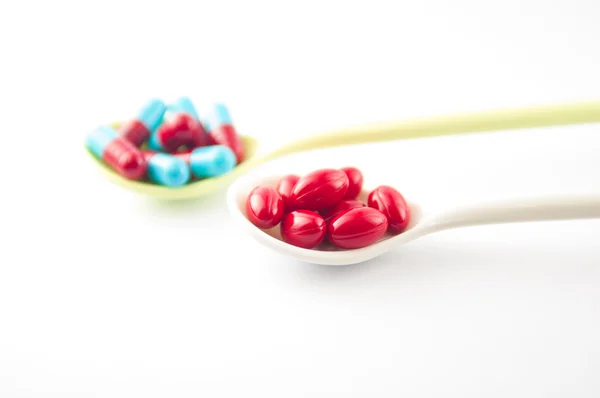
left=86, top=100, right=600, bottom=200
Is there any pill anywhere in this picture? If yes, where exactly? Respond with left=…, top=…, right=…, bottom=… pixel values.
left=367, top=186, right=411, bottom=234
left=246, top=186, right=285, bottom=229
left=164, top=96, right=200, bottom=121
left=340, top=167, right=363, bottom=199
left=280, top=210, right=326, bottom=249
left=276, top=174, right=300, bottom=209
left=319, top=199, right=366, bottom=224
left=142, top=151, right=191, bottom=187
left=119, top=98, right=166, bottom=146
left=327, top=207, right=388, bottom=249
left=290, top=168, right=349, bottom=210
left=86, top=125, right=147, bottom=180
left=174, top=145, right=236, bottom=179
left=205, top=103, right=245, bottom=164
left=149, top=113, right=207, bottom=152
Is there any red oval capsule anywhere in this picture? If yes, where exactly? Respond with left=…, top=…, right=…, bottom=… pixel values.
left=246, top=186, right=285, bottom=229
left=340, top=167, right=363, bottom=199
left=319, top=199, right=366, bottom=224
left=280, top=210, right=326, bottom=249
left=276, top=174, right=300, bottom=209
left=327, top=207, right=388, bottom=249
left=156, top=113, right=207, bottom=152
left=290, top=168, right=349, bottom=210
left=367, top=185, right=411, bottom=234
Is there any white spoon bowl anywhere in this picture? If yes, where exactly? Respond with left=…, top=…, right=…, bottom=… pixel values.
left=227, top=172, right=600, bottom=266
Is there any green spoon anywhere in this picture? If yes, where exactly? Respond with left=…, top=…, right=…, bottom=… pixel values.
left=85, top=100, right=600, bottom=200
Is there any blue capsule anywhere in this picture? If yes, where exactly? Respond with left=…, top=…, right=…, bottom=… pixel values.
left=165, top=96, right=200, bottom=120
left=86, top=125, right=118, bottom=158
left=146, top=153, right=191, bottom=187
left=147, top=131, right=164, bottom=151
left=137, top=98, right=166, bottom=132
left=189, top=145, right=236, bottom=178
left=211, top=103, right=233, bottom=125
left=204, top=103, right=233, bottom=132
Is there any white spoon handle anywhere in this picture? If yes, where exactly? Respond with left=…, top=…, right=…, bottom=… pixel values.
left=426, top=194, right=600, bottom=232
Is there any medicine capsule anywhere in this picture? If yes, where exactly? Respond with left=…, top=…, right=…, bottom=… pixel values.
left=246, top=186, right=285, bottom=229
left=319, top=199, right=366, bottom=224
left=280, top=210, right=326, bottom=249
left=86, top=125, right=147, bottom=180
left=142, top=151, right=191, bottom=187
left=119, top=98, right=166, bottom=147
left=205, top=103, right=245, bottom=164
left=340, top=167, right=364, bottom=199
left=368, top=186, right=411, bottom=234
left=149, top=113, right=207, bottom=152
left=290, top=168, right=349, bottom=210
left=327, top=207, right=388, bottom=249
left=174, top=145, right=236, bottom=179
left=164, top=96, right=200, bottom=121
left=276, top=174, right=300, bottom=209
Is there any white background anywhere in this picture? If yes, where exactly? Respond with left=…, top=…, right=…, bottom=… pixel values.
left=1, top=0, right=600, bottom=396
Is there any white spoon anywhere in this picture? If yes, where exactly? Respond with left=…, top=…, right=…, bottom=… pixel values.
left=227, top=174, right=600, bottom=266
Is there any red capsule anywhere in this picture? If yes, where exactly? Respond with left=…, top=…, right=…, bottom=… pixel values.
left=102, top=137, right=147, bottom=180
left=276, top=174, right=300, bottom=209
left=290, top=168, right=349, bottom=210
left=119, top=119, right=150, bottom=147
left=156, top=113, right=207, bottom=152
left=280, top=210, right=326, bottom=249
left=367, top=185, right=411, bottom=234
left=327, top=207, right=388, bottom=249
left=246, top=186, right=285, bottom=229
left=340, top=167, right=363, bottom=199
left=208, top=124, right=245, bottom=164
left=319, top=199, right=366, bottom=224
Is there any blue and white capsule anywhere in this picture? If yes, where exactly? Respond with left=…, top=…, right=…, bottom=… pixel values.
left=143, top=151, right=191, bottom=187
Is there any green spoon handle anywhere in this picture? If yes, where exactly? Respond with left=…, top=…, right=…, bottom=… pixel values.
left=262, top=100, right=600, bottom=161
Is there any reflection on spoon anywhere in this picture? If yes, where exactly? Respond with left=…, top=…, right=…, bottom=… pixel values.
left=85, top=100, right=600, bottom=200
left=227, top=174, right=600, bottom=266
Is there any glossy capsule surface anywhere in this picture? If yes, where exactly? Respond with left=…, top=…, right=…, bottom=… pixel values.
left=341, top=167, right=364, bottom=199
left=175, top=145, right=236, bottom=178
left=319, top=199, right=366, bottom=224
left=86, top=126, right=147, bottom=180
left=280, top=210, right=326, bottom=249
left=290, top=168, right=349, bottom=210
left=276, top=175, right=300, bottom=209
left=120, top=98, right=166, bottom=146
left=143, top=151, right=190, bottom=187
left=205, top=103, right=245, bottom=164
left=368, top=186, right=411, bottom=234
left=327, top=207, right=388, bottom=249
left=246, top=186, right=285, bottom=229
left=149, top=113, right=207, bottom=152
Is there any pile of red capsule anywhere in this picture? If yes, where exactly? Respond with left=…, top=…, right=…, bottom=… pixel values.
left=245, top=167, right=411, bottom=249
